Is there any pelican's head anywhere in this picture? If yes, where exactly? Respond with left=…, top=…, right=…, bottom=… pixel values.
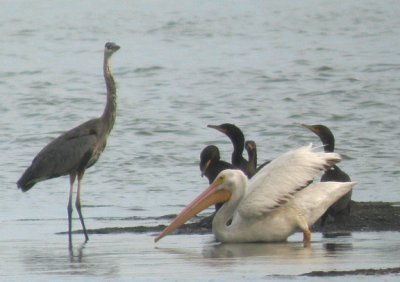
left=155, top=169, right=248, bottom=243
left=213, top=169, right=248, bottom=195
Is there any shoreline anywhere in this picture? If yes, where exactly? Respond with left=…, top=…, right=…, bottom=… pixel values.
left=83, top=201, right=400, bottom=235
left=300, top=266, right=400, bottom=277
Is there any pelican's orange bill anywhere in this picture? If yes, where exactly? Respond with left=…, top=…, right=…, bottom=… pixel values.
left=154, top=180, right=231, bottom=242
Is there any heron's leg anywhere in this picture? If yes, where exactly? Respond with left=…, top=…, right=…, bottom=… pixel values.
left=76, top=171, right=89, bottom=242
left=68, top=173, right=77, bottom=244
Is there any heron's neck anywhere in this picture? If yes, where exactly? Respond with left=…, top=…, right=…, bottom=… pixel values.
left=102, top=55, right=117, bottom=133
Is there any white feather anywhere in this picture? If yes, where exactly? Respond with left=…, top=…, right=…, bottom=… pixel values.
left=237, top=144, right=341, bottom=219
left=290, top=181, right=357, bottom=226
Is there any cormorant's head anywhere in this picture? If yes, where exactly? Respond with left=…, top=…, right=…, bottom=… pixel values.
left=301, top=124, right=335, bottom=152
left=207, top=123, right=245, bottom=145
left=200, top=145, right=220, bottom=177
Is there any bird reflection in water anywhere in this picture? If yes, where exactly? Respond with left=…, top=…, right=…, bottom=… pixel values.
left=202, top=242, right=311, bottom=259
left=69, top=241, right=87, bottom=263
left=323, top=242, right=353, bottom=253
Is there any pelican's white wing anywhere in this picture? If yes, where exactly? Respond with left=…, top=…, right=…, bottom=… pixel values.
left=290, top=181, right=356, bottom=226
left=237, top=144, right=341, bottom=219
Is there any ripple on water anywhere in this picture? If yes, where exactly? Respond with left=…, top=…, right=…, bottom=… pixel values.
left=2, top=1, right=400, bottom=279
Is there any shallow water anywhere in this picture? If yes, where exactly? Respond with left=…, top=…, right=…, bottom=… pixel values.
left=1, top=0, right=400, bottom=280
left=1, top=231, right=400, bottom=281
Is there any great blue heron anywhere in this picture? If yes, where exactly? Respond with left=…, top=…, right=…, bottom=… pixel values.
left=301, top=124, right=352, bottom=226
left=17, top=42, right=120, bottom=243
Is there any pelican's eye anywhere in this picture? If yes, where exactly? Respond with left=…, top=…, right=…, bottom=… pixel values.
left=217, top=175, right=225, bottom=184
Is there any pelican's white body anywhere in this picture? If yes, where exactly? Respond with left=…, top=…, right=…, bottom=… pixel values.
left=211, top=145, right=356, bottom=243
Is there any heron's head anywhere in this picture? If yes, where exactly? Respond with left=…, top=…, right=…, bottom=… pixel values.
left=104, top=42, right=120, bottom=55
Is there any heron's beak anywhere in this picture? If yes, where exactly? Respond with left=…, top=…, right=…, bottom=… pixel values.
left=200, top=159, right=212, bottom=177
left=301, top=124, right=320, bottom=135
left=154, top=180, right=231, bottom=243
left=208, top=124, right=226, bottom=134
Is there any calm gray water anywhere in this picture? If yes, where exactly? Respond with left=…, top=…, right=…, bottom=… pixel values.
left=1, top=0, right=400, bottom=280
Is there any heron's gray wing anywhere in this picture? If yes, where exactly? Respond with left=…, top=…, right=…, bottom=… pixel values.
left=30, top=134, right=98, bottom=179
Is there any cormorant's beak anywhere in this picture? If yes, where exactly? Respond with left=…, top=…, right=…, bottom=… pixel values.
left=208, top=124, right=226, bottom=134
left=154, top=179, right=231, bottom=243
left=301, top=124, right=320, bottom=135
left=200, top=159, right=212, bottom=177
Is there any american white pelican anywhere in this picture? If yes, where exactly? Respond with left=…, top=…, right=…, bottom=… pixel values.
left=155, top=144, right=356, bottom=243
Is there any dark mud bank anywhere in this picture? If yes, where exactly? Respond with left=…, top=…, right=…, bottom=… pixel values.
left=85, top=201, right=400, bottom=235
left=301, top=266, right=400, bottom=277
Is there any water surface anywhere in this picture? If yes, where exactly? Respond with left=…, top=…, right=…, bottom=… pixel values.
left=1, top=0, right=400, bottom=280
